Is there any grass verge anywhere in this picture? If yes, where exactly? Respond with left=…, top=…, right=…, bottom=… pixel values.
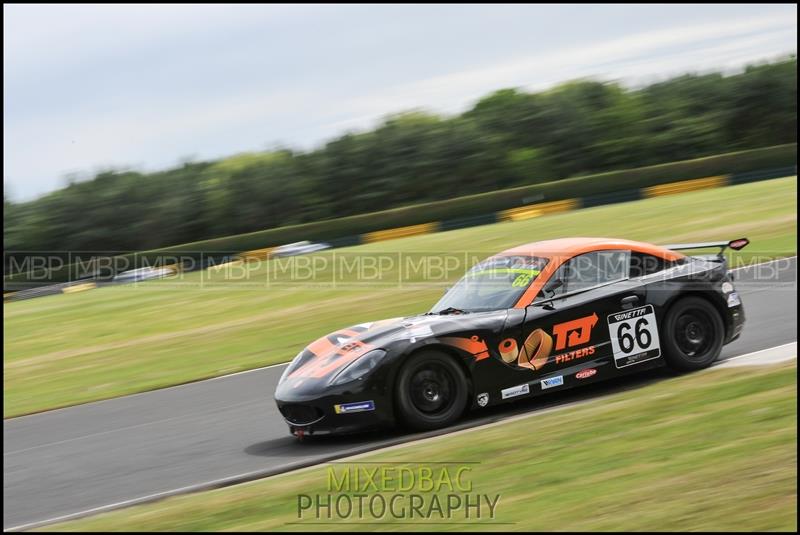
left=46, top=361, right=797, bottom=532
left=4, top=176, right=797, bottom=417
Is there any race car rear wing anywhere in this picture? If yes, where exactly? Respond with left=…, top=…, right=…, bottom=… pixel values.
left=663, top=237, right=750, bottom=258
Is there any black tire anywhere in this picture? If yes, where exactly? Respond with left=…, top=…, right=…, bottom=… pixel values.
left=662, top=296, right=725, bottom=372
left=395, top=350, right=469, bottom=431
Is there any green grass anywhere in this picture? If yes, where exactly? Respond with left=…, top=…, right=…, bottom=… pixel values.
left=46, top=361, right=798, bottom=532
left=4, top=176, right=797, bottom=417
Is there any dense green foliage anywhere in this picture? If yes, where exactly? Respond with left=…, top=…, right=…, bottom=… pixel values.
left=4, top=57, right=796, bottom=254
left=129, top=143, right=800, bottom=253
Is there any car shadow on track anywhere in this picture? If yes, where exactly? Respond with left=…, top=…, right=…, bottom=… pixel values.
left=244, top=367, right=676, bottom=459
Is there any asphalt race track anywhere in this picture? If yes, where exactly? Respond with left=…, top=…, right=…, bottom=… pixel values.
left=4, top=257, right=797, bottom=530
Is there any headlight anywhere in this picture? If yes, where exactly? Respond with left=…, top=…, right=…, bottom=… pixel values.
left=279, top=349, right=313, bottom=385
left=721, top=281, right=734, bottom=294
left=328, top=349, right=387, bottom=386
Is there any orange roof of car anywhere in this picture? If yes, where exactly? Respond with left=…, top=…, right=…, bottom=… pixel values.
left=499, top=237, right=685, bottom=262
left=496, top=237, right=686, bottom=308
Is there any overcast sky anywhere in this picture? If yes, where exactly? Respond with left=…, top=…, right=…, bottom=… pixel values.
left=4, top=4, right=797, bottom=201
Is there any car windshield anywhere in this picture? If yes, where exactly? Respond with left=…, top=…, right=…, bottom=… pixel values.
left=430, top=255, right=550, bottom=312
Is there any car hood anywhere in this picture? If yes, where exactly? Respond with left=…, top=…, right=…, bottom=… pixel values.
left=277, top=310, right=509, bottom=392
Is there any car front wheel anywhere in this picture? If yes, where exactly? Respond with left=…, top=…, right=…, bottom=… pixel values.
left=395, top=350, right=469, bottom=431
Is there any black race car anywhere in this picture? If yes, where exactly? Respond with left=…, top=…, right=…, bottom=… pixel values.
left=274, top=237, right=748, bottom=437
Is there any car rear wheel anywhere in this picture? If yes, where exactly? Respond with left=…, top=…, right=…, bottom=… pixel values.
left=662, top=296, right=725, bottom=371
left=395, top=350, right=468, bottom=431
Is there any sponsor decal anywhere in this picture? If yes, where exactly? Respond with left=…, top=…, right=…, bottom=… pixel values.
left=540, top=375, right=564, bottom=390
left=552, top=313, right=598, bottom=350
left=576, top=368, right=597, bottom=380
left=340, top=341, right=367, bottom=353
left=498, top=338, right=519, bottom=363
left=503, top=312, right=599, bottom=371
left=476, top=392, right=489, bottom=407
left=334, top=400, right=376, bottom=414
left=441, top=335, right=490, bottom=361
left=607, top=304, right=661, bottom=368
left=517, top=328, right=552, bottom=370
left=727, top=292, right=741, bottom=308
left=501, top=383, right=530, bottom=399
left=554, top=345, right=595, bottom=364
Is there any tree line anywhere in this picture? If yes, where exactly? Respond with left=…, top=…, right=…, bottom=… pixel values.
left=3, top=56, right=796, bottom=254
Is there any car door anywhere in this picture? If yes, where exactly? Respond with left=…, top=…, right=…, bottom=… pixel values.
left=517, top=250, right=651, bottom=387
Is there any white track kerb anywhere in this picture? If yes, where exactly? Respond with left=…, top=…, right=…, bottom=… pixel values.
left=5, top=341, right=796, bottom=532
left=716, top=342, right=796, bottom=367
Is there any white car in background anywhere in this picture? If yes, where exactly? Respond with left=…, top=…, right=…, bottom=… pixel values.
left=113, top=266, right=174, bottom=283
left=271, top=240, right=331, bottom=258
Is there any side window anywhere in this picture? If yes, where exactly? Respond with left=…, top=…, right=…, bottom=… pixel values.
left=537, top=262, right=568, bottom=300
left=629, top=253, right=669, bottom=278
left=563, top=250, right=630, bottom=292
left=535, top=250, right=630, bottom=301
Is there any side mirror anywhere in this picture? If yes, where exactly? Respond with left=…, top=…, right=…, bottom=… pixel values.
left=543, top=279, right=563, bottom=296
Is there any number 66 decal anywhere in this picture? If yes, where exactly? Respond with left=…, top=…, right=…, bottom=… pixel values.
left=618, top=318, right=652, bottom=353
left=607, top=304, right=661, bottom=368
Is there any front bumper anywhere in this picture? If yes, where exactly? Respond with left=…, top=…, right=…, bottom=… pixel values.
left=274, top=382, right=395, bottom=437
